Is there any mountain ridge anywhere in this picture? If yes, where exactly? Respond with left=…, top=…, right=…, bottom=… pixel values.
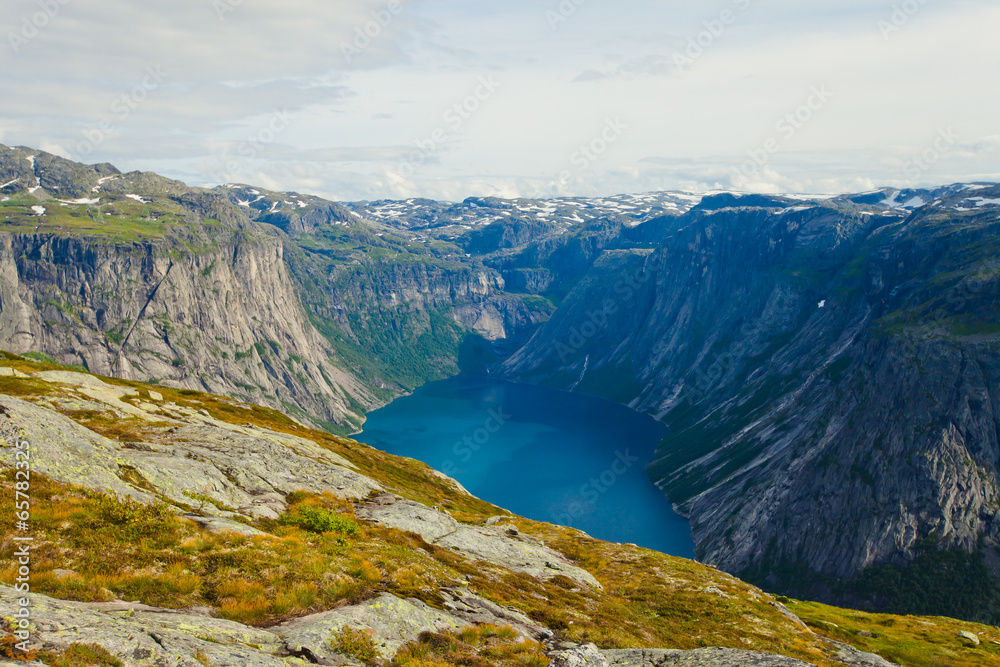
left=5, top=143, right=1000, bottom=623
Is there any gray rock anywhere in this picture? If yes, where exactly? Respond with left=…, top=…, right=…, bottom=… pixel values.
left=275, top=592, right=468, bottom=662
left=356, top=493, right=601, bottom=589
left=821, top=639, right=902, bottom=667
left=0, top=585, right=300, bottom=666
left=0, top=392, right=381, bottom=520
left=550, top=644, right=608, bottom=667
left=601, top=647, right=816, bottom=666
left=959, top=630, right=981, bottom=646
left=439, top=587, right=549, bottom=639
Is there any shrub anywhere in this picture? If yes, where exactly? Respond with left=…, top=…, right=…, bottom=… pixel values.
left=331, top=627, right=379, bottom=665
left=281, top=506, right=360, bottom=536
left=40, top=642, right=123, bottom=666
left=95, top=494, right=173, bottom=530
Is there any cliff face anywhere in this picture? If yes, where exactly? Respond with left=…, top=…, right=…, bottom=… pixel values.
left=0, top=145, right=374, bottom=430
left=0, top=232, right=372, bottom=429
left=500, top=187, right=1000, bottom=605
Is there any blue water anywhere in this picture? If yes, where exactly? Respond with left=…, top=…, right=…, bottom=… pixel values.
left=356, top=376, right=695, bottom=558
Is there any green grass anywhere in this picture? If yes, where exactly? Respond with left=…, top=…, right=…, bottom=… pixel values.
left=3, top=355, right=1000, bottom=667
left=791, top=600, right=1000, bottom=667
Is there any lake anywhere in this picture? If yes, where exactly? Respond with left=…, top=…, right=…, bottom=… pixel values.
left=356, top=376, right=696, bottom=558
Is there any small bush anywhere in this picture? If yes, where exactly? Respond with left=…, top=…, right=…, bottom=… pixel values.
left=331, top=627, right=379, bottom=665
left=0, top=624, right=37, bottom=661
left=95, top=494, right=174, bottom=533
left=40, top=642, right=123, bottom=666
left=282, top=506, right=360, bottom=536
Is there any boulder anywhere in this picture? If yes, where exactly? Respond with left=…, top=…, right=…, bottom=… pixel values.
left=356, top=494, right=601, bottom=589
left=275, top=592, right=467, bottom=662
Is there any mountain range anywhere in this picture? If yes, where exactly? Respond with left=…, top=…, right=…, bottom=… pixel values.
left=3, top=143, right=1000, bottom=626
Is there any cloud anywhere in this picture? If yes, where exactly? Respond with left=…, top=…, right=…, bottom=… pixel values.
left=1, top=0, right=998, bottom=201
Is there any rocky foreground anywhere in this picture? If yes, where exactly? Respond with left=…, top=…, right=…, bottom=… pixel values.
left=0, top=355, right=994, bottom=666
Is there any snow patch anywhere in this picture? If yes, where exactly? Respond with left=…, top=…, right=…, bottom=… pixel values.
left=0, top=178, right=19, bottom=189
left=968, top=197, right=1000, bottom=207
left=125, top=194, right=150, bottom=203
left=31, top=206, right=45, bottom=216
left=57, top=197, right=100, bottom=205
left=92, top=176, right=116, bottom=193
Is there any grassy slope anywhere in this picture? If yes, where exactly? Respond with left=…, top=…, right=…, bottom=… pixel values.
left=0, top=353, right=999, bottom=667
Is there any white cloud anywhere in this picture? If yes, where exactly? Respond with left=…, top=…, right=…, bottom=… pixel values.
left=1, top=0, right=998, bottom=201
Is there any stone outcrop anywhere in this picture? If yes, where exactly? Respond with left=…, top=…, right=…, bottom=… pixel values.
left=355, top=493, right=602, bottom=589
left=550, top=645, right=819, bottom=667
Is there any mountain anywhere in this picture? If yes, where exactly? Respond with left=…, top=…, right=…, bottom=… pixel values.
left=500, top=186, right=1000, bottom=620
left=0, top=352, right=994, bottom=667
left=5, top=143, right=1000, bottom=624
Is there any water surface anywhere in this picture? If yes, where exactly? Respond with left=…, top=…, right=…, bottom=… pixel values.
left=356, top=376, right=695, bottom=558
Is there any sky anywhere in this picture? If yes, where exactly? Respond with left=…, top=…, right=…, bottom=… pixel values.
left=1, top=0, right=998, bottom=202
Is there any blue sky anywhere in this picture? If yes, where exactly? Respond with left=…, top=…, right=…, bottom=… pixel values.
left=1, top=0, right=998, bottom=201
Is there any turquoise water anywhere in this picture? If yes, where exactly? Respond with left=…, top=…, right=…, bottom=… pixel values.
left=356, top=376, right=695, bottom=558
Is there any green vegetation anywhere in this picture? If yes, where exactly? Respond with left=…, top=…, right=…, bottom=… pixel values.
left=280, top=503, right=361, bottom=537
left=392, top=625, right=548, bottom=667
left=313, top=307, right=467, bottom=394
left=791, top=600, right=1000, bottom=667
left=845, top=547, right=1000, bottom=625
left=4, top=355, right=1000, bottom=666
left=0, top=633, right=124, bottom=666
left=331, top=627, right=380, bottom=665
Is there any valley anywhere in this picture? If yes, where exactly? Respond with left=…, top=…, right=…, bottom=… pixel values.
left=4, top=143, right=1000, bottom=631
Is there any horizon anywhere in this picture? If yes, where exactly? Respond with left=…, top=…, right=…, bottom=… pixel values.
left=5, top=140, right=998, bottom=206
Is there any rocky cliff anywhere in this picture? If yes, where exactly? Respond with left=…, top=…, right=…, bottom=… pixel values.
left=500, top=187, right=1000, bottom=618
left=8, top=142, right=1000, bottom=623
left=0, top=145, right=374, bottom=430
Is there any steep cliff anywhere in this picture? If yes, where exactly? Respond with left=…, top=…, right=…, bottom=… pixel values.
left=0, top=145, right=374, bottom=430
left=501, top=187, right=1000, bottom=618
